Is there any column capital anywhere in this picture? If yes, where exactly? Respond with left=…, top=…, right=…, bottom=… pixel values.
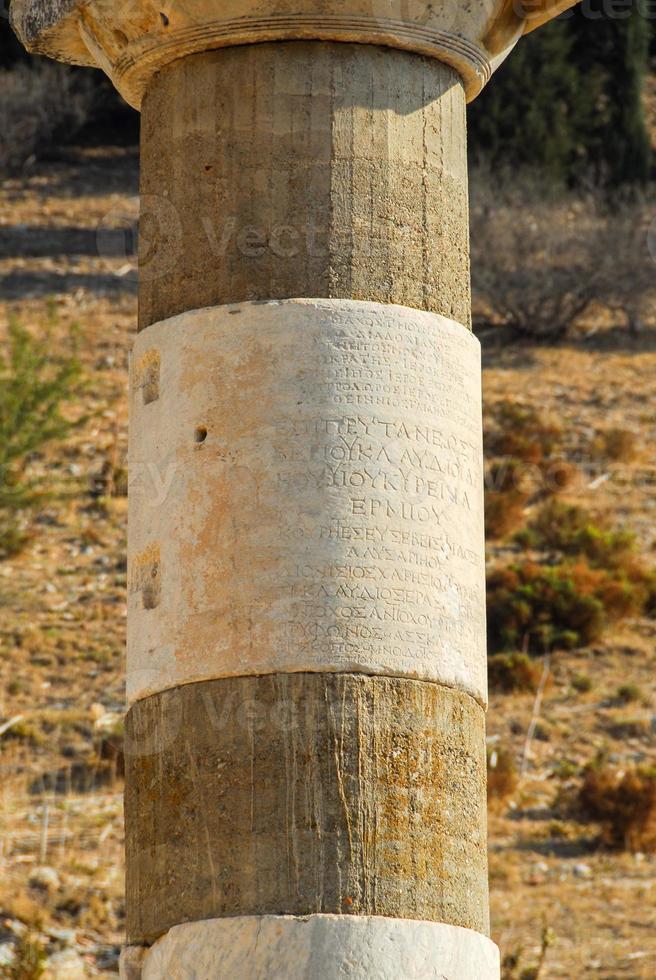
left=12, top=0, right=579, bottom=108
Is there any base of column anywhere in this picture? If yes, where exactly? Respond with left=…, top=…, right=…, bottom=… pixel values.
left=120, top=915, right=500, bottom=979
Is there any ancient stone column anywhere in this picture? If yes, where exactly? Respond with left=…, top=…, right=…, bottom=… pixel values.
left=12, top=2, right=577, bottom=977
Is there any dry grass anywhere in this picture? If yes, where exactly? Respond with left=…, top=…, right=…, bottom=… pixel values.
left=488, top=746, right=518, bottom=806
left=578, top=762, right=656, bottom=852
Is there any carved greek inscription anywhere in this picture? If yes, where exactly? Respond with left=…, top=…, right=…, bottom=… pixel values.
left=251, top=313, right=486, bottom=688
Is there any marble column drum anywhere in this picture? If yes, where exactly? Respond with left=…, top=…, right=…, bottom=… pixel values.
left=127, top=300, right=486, bottom=706
left=125, top=297, right=490, bottom=946
left=125, top=674, right=489, bottom=945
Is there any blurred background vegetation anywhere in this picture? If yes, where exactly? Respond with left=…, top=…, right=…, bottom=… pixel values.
left=1, top=1, right=653, bottom=186
left=0, top=13, right=138, bottom=172
left=470, top=1, right=652, bottom=188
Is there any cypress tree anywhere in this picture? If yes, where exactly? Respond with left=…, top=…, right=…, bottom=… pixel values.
left=570, top=0, right=651, bottom=184
left=468, top=2, right=651, bottom=186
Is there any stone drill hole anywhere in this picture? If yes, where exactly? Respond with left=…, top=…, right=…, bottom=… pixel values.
left=142, top=357, right=160, bottom=405
left=195, top=426, right=208, bottom=444
left=143, top=584, right=159, bottom=610
left=142, top=562, right=160, bottom=610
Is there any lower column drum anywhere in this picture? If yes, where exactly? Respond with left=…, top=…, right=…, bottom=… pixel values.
left=125, top=673, right=490, bottom=943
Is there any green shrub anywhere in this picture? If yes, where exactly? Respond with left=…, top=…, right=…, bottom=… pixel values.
left=485, top=456, right=536, bottom=539
left=571, top=672, right=593, bottom=694
left=488, top=652, right=542, bottom=693
left=513, top=500, right=656, bottom=627
left=487, top=561, right=609, bottom=653
left=616, top=683, right=642, bottom=705
left=0, top=316, right=81, bottom=557
left=516, top=500, right=635, bottom=568
left=483, top=404, right=579, bottom=541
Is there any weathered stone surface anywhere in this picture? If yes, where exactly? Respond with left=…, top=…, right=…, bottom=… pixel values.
left=128, top=300, right=486, bottom=706
left=119, top=945, right=146, bottom=980
left=10, top=1, right=89, bottom=66
left=46, top=949, right=87, bottom=980
left=12, top=0, right=579, bottom=108
left=132, top=915, right=500, bottom=979
left=139, top=43, right=471, bottom=328
left=125, top=673, right=489, bottom=945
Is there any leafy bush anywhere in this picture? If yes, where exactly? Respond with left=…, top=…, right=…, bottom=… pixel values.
left=485, top=401, right=563, bottom=464
left=0, top=316, right=81, bottom=557
left=571, top=673, right=593, bottom=694
left=488, top=499, right=656, bottom=652
left=485, top=459, right=531, bottom=539
left=577, top=760, right=656, bottom=852
left=485, top=491, right=527, bottom=540
left=516, top=500, right=636, bottom=568
left=484, top=403, right=576, bottom=539
left=616, top=683, right=642, bottom=705
left=488, top=652, right=542, bottom=694
left=486, top=560, right=643, bottom=654
left=470, top=172, right=655, bottom=339
left=513, top=500, right=656, bottom=624
left=0, top=62, right=97, bottom=174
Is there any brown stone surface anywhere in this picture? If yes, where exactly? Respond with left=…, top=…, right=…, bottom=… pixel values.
left=138, top=42, right=471, bottom=330
left=125, top=673, right=489, bottom=946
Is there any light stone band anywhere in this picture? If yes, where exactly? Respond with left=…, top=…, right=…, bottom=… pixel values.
left=120, top=915, right=500, bottom=979
left=128, top=299, right=486, bottom=707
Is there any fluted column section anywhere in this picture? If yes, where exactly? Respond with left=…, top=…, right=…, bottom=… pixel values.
left=123, top=41, right=497, bottom=980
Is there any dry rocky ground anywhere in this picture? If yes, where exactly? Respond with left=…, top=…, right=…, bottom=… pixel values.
left=0, top=145, right=655, bottom=978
